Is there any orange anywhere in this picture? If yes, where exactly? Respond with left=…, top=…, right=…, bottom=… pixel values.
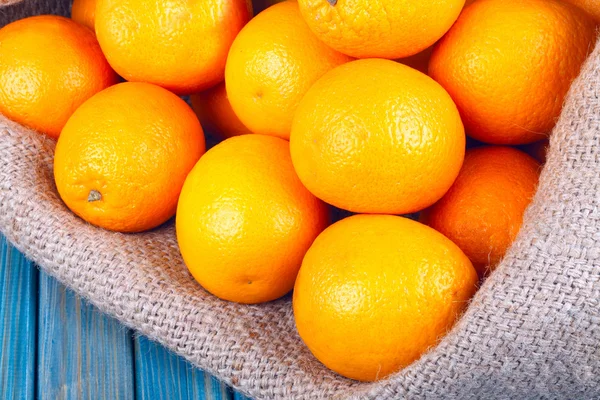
left=564, top=0, right=600, bottom=21
left=190, top=82, right=252, bottom=140
left=176, top=134, right=329, bottom=304
left=54, top=82, right=205, bottom=233
left=71, top=0, right=96, bottom=31
left=225, top=1, right=352, bottom=140
left=0, top=15, right=117, bottom=139
left=420, top=147, right=540, bottom=277
left=297, top=0, right=465, bottom=59
left=429, top=0, right=597, bottom=145
left=293, top=214, right=478, bottom=381
left=290, top=59, right=465, bottom=214
left=95, top=0, right=252, bottom=95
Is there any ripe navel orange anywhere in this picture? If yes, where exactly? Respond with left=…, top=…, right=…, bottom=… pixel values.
left=429, top=0, right=597, bottom=145
left=190, top=82, right=252, bottom=140
left=225, top=1, right=352, bottom=140
left=290, top=59, right=465, bottom=214
left=293, top=214, right=478, bottom=381
left=176, top=135, right=329, bottom=304
left=54, top=82, right=205, bottom=233
left=420, top=147, right=540, bottom=277
left=0, top=15, right=117, bottom=139
left=297, top=0, right=465, bottom=59
left=71, top=0, right=96, bottom=31
left=95, top=0, right=252, bottom=94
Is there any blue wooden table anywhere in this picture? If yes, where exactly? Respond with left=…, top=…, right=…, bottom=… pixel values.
left=0, top=234, right=252, bottom=400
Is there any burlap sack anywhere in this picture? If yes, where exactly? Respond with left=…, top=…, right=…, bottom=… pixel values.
left=2, top=1, right=600, bottom=398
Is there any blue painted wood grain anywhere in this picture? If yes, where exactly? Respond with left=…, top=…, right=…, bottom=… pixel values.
left=36, top=271, right=135, bottom=400
left=0, top=232, right=248, bottom=399
left=135, top=335, right=233, bottom=400
left=0, top=236, right=37, bottom=400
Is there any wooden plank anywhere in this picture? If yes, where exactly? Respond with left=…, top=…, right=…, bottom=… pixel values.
left=37, top=271, right=135, bottom=400
left=0, top=236, right=37, bottom=400
left=135, top=335, right=233, bottom=400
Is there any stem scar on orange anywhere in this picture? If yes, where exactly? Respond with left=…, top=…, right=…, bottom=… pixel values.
left=54, top=82, right=206, bottom=233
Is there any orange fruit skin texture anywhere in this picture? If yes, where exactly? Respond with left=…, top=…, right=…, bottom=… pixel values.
left=71, top=0, right=97, bottom=31
left=54, top=82, right=205, bottom=233
left=293, top=214, right=478, bottom=382
left=225, top=1, right=352, bottom=140
left=429, top=0, right=597, bottom=145
left=297, top=0, right=465, bottom=59
left=190, top=82, right=252, bottom=141
left=564, top=0, right=600, bottom=21
left=290, top=58, right=465, bottom=215
left=420, top=147, right=540, bottom=277
left=0, top=15, right=117, bottom=139
left=95, top=0, right=252, bottom=95
left=176, top=135, right=330, bottom=304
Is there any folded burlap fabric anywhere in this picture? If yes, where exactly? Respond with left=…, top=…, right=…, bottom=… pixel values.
left=2, top=1, right=600, bottom=398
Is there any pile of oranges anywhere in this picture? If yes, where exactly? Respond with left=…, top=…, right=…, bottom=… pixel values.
left=0, top=0, right=597, bottom=383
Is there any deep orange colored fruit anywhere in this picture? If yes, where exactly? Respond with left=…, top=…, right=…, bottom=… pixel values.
left=290, top=59, right=465, bottom=214
left=54, top=82, right=205, bottom=233
left=0, top=15, right=117, bottom=139
left=225, top=1, right=352, bottom=140
left=564, top=0, right=600, bottom=21
left=293, top=214, right=478, bottom=381
left=71, top=0, right=96, bottom=30
left=190, top=82, right=252, bottom=140
left=297, top=0, right=465, bottom=59
left=95, top=0, right=252, bottom=94
left=429, top=0, right=597, bottom=145
left=421, top=147, right=540, bottom=277
left=176, top=134, right=329, bottom=304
